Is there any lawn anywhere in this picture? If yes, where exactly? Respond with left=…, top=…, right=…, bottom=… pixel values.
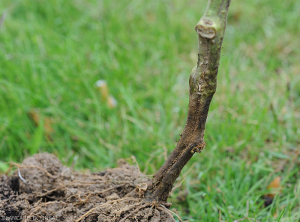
left=0, top=0, right=299, bottom=221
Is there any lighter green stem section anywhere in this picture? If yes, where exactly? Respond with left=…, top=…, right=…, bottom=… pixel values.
left=191, top=0, right=230, bottom=95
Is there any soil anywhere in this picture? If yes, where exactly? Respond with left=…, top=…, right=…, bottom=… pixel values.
left=0, top=153, right=176, bottom=222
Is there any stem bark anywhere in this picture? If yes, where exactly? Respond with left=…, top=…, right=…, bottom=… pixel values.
left=146, top=0, right=231, bottom=202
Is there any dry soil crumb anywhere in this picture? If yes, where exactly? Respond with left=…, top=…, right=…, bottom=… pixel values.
left=0, top=153, right=175, bottom=222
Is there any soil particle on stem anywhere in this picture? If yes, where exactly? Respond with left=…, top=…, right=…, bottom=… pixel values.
left=0, top=153, right=176, bottom=222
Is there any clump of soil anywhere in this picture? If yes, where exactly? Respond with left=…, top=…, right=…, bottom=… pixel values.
left=0, top=153, right=176, bottom=222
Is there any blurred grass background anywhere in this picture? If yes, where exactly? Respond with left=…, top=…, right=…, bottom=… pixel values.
left=0, top=0, right=299, bottom=221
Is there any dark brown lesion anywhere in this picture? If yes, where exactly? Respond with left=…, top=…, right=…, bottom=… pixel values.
left=191, top=142, right=206, bottom=154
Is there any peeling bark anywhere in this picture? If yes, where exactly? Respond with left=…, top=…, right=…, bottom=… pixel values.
left=146, top=0, right=231, bottom=202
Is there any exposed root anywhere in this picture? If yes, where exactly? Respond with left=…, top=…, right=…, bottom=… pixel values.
left=75, top=198, right=177, bottom=222
left=11, top=162, right=57, bottom=179
left=119, top=202, right=152, bottom=222
left=74, top=198, right=135, bottom=222
left=72, top=185, right=130, bottom=205
left=158, top=204, right=182, bottom=222
left=1, top=153, right=176, bottom=222
left=24, top=201, right=65, bottom=222
left=36, top=185, right=66, bottom=197
left=157, top=207, right=176, bottom=222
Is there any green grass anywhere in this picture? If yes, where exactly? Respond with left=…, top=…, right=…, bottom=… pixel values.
left=1, top=0, right=299, bottom=221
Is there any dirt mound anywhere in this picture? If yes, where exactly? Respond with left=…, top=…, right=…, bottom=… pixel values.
left=0, top=153, right=176, bottom=222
